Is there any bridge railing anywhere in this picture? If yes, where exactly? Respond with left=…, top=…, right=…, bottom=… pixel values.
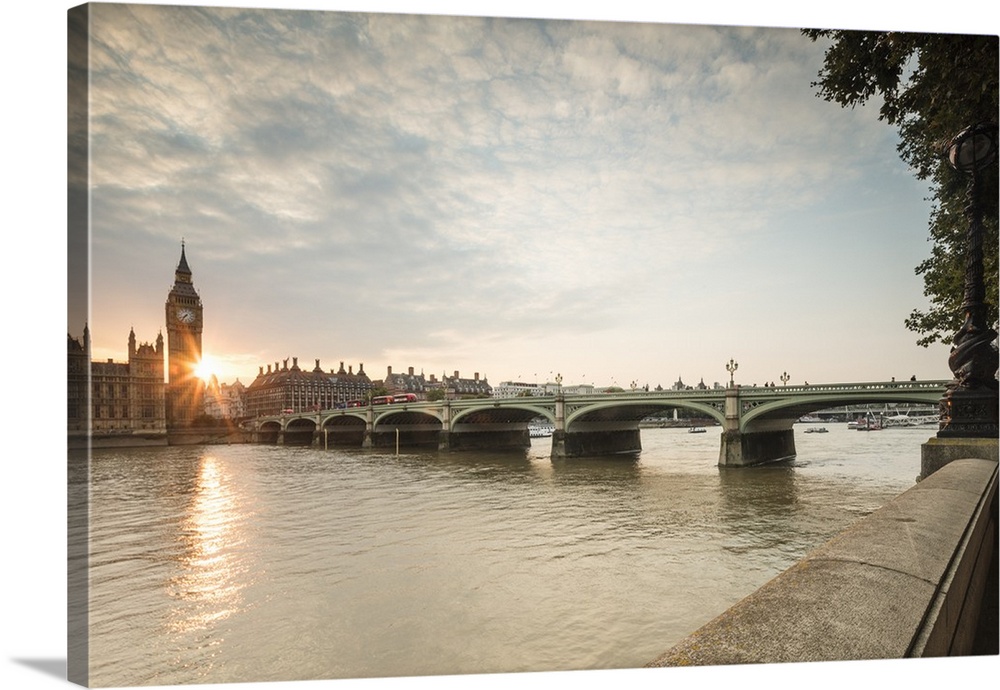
left=256, top=380, right=951, bottom=424
left=487, top=380, right=948, bottom=399
left=736, top=380, right=948, bottom=395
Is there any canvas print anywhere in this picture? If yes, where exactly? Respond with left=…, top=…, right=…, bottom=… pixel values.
left=67, top=2, right=997, bottom=688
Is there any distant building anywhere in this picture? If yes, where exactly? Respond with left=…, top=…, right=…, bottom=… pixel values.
left=67, top=329, right=90, bottom=437
left=203, top=377, right=247, bottom=420
left=383, top=366, right=428, bottom=398
left=244, top=358, right=373, bottom=416
left=442, top=371, right=492, bottom=398
left=493, top=380, right=585, bottom=397
left=164, top=243, right=204, bottom=428
left=670, top=377, right=723, bottom=391
left=68, top=325, right=167, bottom=442
left=382, top=366, right=491, bottom=399
left=492, top=381, right=543, bottom=398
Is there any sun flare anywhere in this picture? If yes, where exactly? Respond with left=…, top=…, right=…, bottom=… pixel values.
left=194, top=355, right=218, bottom=383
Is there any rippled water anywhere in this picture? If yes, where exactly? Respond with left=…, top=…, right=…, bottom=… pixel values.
left=71, top=424, right=930, bottom=686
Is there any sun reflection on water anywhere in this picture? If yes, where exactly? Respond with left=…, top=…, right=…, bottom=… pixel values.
left=166, top=454, right=251, bottom=635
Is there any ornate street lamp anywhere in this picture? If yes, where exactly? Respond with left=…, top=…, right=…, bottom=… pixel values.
left=555, top=372, right=563, bottom=396
left=780, top=371, right=790, bottom=387
left=937, top=122, right=998, bottom=438
left=726, top=359, right=738, bottom=388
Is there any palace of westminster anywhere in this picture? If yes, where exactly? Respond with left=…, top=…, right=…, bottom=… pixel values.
left=68, top=246, right=494, bottom=444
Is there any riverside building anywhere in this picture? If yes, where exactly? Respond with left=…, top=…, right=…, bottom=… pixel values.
left=67, top=325, right=168, bottom=445
left=244, top=358, right=373, bottom=416
left=382, top=366, right=492, bottom=399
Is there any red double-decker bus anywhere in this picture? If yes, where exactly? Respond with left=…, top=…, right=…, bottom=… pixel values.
left=341, top=393, right=419, bottom=408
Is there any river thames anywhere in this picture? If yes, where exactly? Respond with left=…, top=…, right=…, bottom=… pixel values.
left=71, top=423, right=935, bottom=687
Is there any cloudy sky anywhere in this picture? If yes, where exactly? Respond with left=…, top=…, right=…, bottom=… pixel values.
left=73, top=1, right=974, bottom=390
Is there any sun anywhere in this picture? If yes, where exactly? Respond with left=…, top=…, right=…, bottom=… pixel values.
left=194, top=355, right=218, bottom=383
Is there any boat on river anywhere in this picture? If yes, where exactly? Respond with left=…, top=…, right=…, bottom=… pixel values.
left=804, top=427, right=828, bottom=434
left=881, top=413, right=938, bottom=428
left=855, top=412, right=882, bottom=431
left=528, top=424, right=554, bottom=438
left=688, top=427, right=707, bottom=434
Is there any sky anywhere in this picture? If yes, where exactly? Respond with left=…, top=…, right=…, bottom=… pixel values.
left=71, top=1, right=981, bottom=394
left=73, top=2, right=980, bottom=391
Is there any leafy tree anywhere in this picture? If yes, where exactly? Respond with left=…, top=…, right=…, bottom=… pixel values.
left=803, top=29, right=998, bottom=347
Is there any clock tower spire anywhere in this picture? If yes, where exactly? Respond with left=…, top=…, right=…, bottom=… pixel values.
left=165, top=241, right=204, bottom=428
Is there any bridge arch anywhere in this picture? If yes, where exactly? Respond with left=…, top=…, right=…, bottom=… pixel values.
left=257, top=420, right=281, bottom=444
left=283, top=417, right=316, bottom=446
left=319, top=415, right=367, bottom=447
left=564, top=398, right=725, bottom=430
left=450, top=402, right=554, bottom=428
left=739, top=388, right=943, bottom=432
left=373, top=408, right=444, bottom=428
left=319, top=410, right=367, bottom=427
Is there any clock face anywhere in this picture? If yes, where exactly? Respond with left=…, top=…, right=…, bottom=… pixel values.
left=176, top=308, right=195, bottom=324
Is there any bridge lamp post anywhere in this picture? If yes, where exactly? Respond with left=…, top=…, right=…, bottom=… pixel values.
left=555, top=372, right=563, bottom=396
left=937, top=122, right=998, bottom=438
left=780, top=371, right=790, bottom=387
left=726, top=359, right=738, bottom=388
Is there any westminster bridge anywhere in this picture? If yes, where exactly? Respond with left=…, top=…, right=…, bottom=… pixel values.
left=248, top=379, right=948, bottom=466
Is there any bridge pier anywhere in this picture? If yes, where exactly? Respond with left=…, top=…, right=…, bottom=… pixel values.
left=551, top=429, right=642, bottom=458
left=718, top=385, right=796, bottom=467
left=361, top=408, right=375, bottom=448
left=550, top=396, right=642, bottom=457
left=448, top=428, right=530, bottom=451
left=719, top=428, right=796, bottom=467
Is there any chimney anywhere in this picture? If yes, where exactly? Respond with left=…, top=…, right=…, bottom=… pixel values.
left=474, top=372, right=480, bottom=381
left=454, top=371, right=460, bottom=379
left=387, top=365, right=392, bottom=376
left=259, top=366, right=264, bottom=375
left=409, top=367, right=415, bottom=376
left=349, top=365, right=353, bottom=374
left=267, top=364, right=272, bottom=374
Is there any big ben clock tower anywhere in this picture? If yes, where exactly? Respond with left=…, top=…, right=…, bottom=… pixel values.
left=165, top=242, right=204, bottom=428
